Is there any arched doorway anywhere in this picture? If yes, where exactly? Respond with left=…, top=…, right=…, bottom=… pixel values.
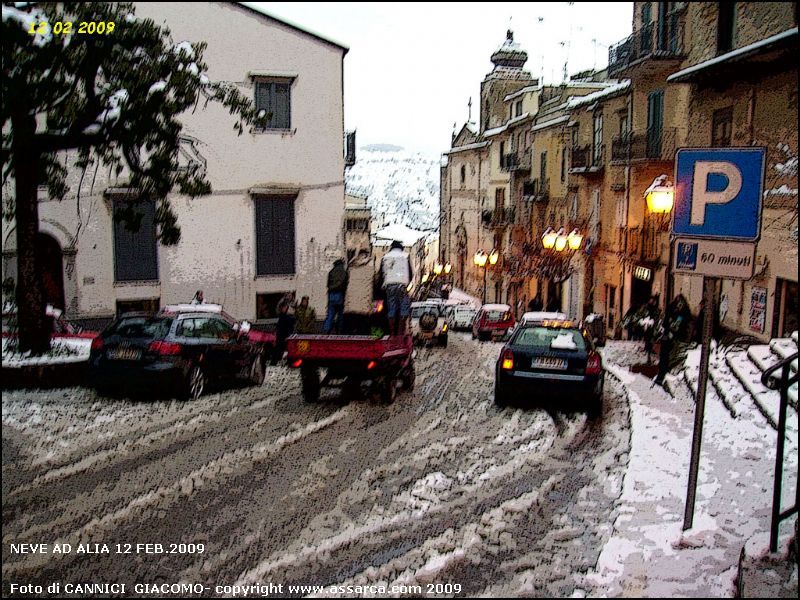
left=37, top=233, right=65, bottom=310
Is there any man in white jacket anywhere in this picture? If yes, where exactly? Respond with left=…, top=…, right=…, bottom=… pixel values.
left=380, top=241, right=413, bottom=336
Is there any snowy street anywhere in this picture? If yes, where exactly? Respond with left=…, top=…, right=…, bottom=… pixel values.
left=3, top=334, right=631, bottom=597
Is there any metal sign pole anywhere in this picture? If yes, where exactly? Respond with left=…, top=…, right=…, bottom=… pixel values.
left=683, top=275, right=717, bottom=530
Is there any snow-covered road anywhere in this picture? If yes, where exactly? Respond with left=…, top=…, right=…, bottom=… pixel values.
left=2, top=334, right=631, bottom=597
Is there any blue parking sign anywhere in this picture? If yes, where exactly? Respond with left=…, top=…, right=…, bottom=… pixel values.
left=673, top=148, right=765, bottom=241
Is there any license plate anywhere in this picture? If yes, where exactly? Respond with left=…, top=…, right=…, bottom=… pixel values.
left=533, top=357, right=567, bottom=370
left=108, top=347, right=141, bottom=361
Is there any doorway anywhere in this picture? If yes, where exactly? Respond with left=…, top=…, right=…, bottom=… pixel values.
left=37, top=233, right=65, bottom=311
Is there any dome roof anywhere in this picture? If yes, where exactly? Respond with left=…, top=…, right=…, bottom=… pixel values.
left=491, top=30, right=528, bottom=69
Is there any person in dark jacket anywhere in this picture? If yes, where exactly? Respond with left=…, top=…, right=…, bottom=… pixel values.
left=272, top=301, right=296, bottom=365
left=295, top=296, right=317, bottom=334
left=324, top=259, right=349, bottom=334
left=528, top=294, right=543, bottom=312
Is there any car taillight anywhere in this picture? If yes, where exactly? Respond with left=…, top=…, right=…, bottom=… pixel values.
left=501, top=349, right=514, bottom=370
left=149, top=340, right=182, bottom=356
left=503, top=312, right=511, bottom=322
left=90, top=337, right=104, bottom=352
left=442, top=323, right=448, bottom=332
left=291, top=359, right=303, bottom=368
left=586, top=352, right=602, bottom=375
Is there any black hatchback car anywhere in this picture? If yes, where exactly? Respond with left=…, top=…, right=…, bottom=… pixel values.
left=89, top=311, right=266, bottom=400
left=494, top=320, right=604, bottom=418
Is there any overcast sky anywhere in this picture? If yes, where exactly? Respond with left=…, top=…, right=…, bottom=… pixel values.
left=251, top=2, right=634, bottom=156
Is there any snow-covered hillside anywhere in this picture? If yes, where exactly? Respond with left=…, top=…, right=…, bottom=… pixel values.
left=345, top=145, right=440, bottom=233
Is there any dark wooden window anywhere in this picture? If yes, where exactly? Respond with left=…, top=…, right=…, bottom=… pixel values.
left=113, top=199, right=158, bottom=282
left=717, top=2, right=736, bottom=54
left=255, top=80, right=292, bottom=129
left=711, top=106, right=733, bottom=147
left=255, top=196, right=295, bottom=276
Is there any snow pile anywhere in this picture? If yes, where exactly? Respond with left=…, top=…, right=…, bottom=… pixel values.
left=2, top=337, right=91, bottom=366
left=590, top=345, right=798, bottom=597
left=550, top=333, right=578, bottom=350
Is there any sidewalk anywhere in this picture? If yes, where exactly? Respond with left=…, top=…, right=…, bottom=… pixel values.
left=588, top=343, right=798, bottom=597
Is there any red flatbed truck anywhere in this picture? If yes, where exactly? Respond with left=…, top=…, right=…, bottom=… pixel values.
left=286, top=333, right=414, bottom=404
left=285, top=254, right=415, bottom=403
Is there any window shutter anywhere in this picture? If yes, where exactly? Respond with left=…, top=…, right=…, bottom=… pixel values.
left=113, top=199, right=158, bottom=282
left=255, top=196, right=295, bottom=275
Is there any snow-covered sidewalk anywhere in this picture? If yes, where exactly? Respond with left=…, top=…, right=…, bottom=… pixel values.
left=587, top=353, right=797, bottom=597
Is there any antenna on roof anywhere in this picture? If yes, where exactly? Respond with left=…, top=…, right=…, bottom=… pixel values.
left=468, top=96, right=472, bottom=122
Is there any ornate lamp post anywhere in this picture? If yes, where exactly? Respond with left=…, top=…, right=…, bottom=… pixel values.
left=474, top=249, right=499, bottom=304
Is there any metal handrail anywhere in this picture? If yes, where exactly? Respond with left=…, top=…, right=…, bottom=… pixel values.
left=760, top=351, right=799, bottom=553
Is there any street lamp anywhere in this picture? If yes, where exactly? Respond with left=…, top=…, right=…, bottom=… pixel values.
left=444, top=262, right=452, bottom=275
left=645, top=174, right=675, bottom=214
left=474, top=249, right=498, bottom=304
left=433, top=262, right=443, bottom=276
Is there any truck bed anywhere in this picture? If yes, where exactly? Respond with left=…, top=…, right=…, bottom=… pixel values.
left=286, top=334, right=412, bottom=363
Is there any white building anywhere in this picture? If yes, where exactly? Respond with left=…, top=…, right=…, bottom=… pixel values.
left=2, top=3, right=349, bottom=322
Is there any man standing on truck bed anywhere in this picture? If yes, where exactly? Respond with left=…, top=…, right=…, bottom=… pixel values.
left=380, top=240, right=413, bottom=336
left=324, top=259, right=349, bottom=334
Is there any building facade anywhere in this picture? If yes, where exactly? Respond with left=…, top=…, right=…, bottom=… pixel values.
left=665, top=2, right=798, bottom=339
left=2, top=3, right=349, bottom=323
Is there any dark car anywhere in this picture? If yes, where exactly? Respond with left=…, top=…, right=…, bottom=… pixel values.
left=89, top=310, right=266, bottom=400
left=494, top=320, right=604, bottom=418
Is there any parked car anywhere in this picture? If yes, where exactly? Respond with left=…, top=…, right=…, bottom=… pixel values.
left=160, top=304, right=275, bottom=351
left=494, top=320, right=604, bottom=418
left=449, top=305, right=478, bottom=331
left=89, top=309, right=268, bottom=400
left=472, top=303, right=515, bottom=341
left=410, top=301, right=448, bottom=347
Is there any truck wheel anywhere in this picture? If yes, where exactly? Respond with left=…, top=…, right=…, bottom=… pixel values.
left=381, top=377, right=397, bottom=405
left=300, top=366, right=320, bottom=403
left=401, top=364, right=416, bottom=391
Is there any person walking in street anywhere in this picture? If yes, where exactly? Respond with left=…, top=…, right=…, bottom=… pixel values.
left=380, top=240, right=413, bottom=336
left=655, top=294, right=691, bottom=385
left=295, top=296, right=317, bottom=334
left=324, top=259, right=349, bottom=334
left=528, top=294, right=543, bottom=312
left=191, top=290, right=205, bottom=305
left=272, top=300, right=295, bottom=365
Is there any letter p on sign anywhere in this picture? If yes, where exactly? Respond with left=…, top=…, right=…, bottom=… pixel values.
left=690, top=162, right=742, bottom=226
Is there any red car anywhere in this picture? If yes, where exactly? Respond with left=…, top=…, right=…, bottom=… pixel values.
left=472, top=303, right=516, bottom=341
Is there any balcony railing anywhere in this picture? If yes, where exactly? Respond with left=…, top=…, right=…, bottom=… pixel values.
left=570, top=144, right=605, bottom=172
left=529, top=178, right=549, bottom=201
left=501, top=150, right=531, bottom=172
left=612, top=128, right=678, bottom=163
left=625, top=225, right=662, bottom=263
left=608, top=20, right=685, bottom=76
left=482, top=207, right=515, bottom=228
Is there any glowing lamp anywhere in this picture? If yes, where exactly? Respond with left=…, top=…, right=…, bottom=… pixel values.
left=542, top=228, right=557, bottom=249
left=489, top=249, right=500, bottom=265
left=644, top=174, right=674, bottom=214
left=567, top=229, right=583, bottom=250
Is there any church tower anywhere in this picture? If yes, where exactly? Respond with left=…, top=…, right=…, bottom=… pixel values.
left=479, top=30, right=536, bottom=133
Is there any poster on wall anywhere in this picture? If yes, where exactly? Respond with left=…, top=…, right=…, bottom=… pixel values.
left=749, top=286, right=767, bottom=333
